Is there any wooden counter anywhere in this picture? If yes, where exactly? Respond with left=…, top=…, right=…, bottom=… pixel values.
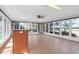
left=13, top=30, right=29, bottom=54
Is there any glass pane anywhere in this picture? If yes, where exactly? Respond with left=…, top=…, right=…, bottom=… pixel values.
left=50, top=22, right=53, bottom=33
left=43, top=24, right=45, bottom=32
left=0, top=17, right=2, bottom=32
left=19, top=23, right=26, bottom=30
left=26, top=23, right=31, bottom=30
left=3, top=19, right=6, bottom=37
left=8, top=20, right=11, bottom=36
left=61, top=20, right=70, bottom=28
left=0, top=16, right=2, bottom=41
left=0, top=32, right=2, bottom=40
left=32, top=24, right=37, bottom=32
left=46, top=23, right=48, bottom=32
left=61, top=20, right=70, bottom=36
left=71, top=18, right=79, bottom=37
left=15, top=22, right=19, bottom=29
left=38, top=24, right=40, bottom=32
left=61, top=28, right=69, bottom=36
left=54, top=21, right=60, bottom=34
left=28, top=23, right=32, bottom=30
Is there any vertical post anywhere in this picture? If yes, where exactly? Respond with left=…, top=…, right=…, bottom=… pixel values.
left=45, top=23, right=46, bottom=32
left=48, top=23, right=50, bottom=33
left=37, top=23, right=38, bottom=32
left=19, top=22, right=20, bottom=30
left=2, top=18, right=4, bottom=40
left=31, top=23, right=33, bottom=32
left=40, top=24, right=41, bottom=32
left=69, top=20, right=72, bottom=37
left=60, top=21, right=62, bottom=35
left=41, top=24, right=43, bottom=32
left=53, top=22, right=55, bottom=34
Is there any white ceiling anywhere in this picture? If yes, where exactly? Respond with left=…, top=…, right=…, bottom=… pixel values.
left=1, top=5, right=79, bottom=23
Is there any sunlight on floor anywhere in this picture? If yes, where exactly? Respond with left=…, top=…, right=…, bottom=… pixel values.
left=2, top=38, right=13, bottom=54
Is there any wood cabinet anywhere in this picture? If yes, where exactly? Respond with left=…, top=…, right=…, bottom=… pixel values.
left=13, top=30, right=28, bottom=54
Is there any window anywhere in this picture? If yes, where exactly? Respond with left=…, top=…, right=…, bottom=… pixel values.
left=54, top=21, right=60, bottom=34
left=6, top=19, right=11, bottom=36
left=50, top=22, right=53, bottom=33
left=0, top=10, right=12, bottom=45
left=61, top=20, right=70, bottom=36
left=46, top=23, right=48, bottom=32
left=0, top=16, right=6, bottom=44
left=38, top=24, right=40, bottom=32
left=42, top=24, right=45, bottom=32
left=0, top=16, right=11, bottom=44
left=13, top=22, right=38, bottom=32
left=28, top=23, right=32, bottom=30
left=32, top=23, right=37, bottom=32
left=0, top=16, right=2, bottom=43
left=19, top=23, right=26, bottom=30
left=71, top=18, right=79, bottom=37
left=15, top=22, right=19, bottom=30
left=12, top=17, right=79, bottom=38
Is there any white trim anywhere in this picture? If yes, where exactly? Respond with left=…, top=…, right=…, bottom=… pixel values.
left=37, top=24, right=38, bottom=32
left=53, top=22, right=55, bottom=34
left=31, top=23, right=33, bottom=32
left=60, top=21, right=62, bottom=35
left=45, top=23, right=46, bottom=32
left=40, top=24, right=42, bottom=32
left=48, top=23, right=50, bottom=33
left=2, top=18, right=4, bottom=40
left=29, top=32, right=39, bottom=35
left=44, top=32, right=79, bottom=42
left=69, top=20, right=72, bottom=37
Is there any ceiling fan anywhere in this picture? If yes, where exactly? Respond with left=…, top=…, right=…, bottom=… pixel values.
left=37, top=15, right=45, bottom=19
